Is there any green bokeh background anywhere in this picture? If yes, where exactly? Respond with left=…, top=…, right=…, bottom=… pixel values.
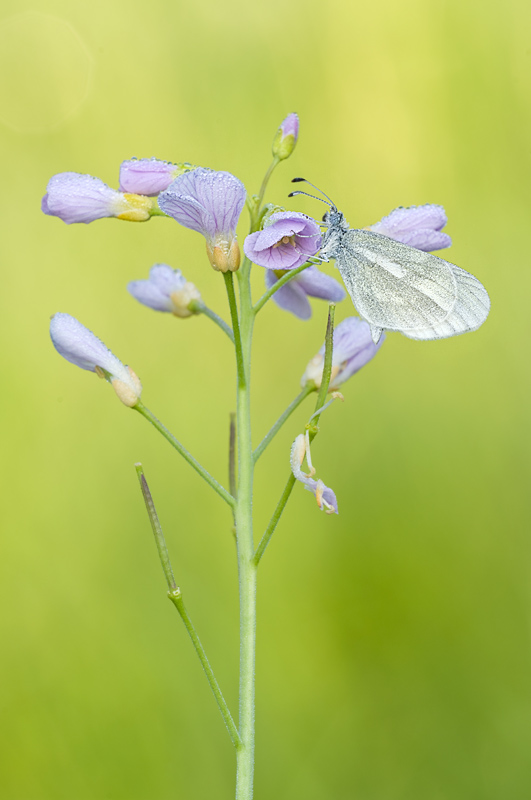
left=1, top=0, right=530, bottom=797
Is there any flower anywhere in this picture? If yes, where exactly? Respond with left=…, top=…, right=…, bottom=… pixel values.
left=244, top=211, right=322, bottom=270
left=50, top=313, right=142, bottom=407
left=290, top=434, right=338, bottom=514
left=158, top=168, right=246, bottom=272
left=42, top=172, right=154, bottom=224
left=272, top=113, right=299, bottom=160
left=127, top=264, right=201, bottom=318
left=119, top=158, right=195, bottom=196
left=265, top=265, right=345, bottom=320
left=301, top=316, right=383, bottom=389
left=369, top=204, right=451, bottom=251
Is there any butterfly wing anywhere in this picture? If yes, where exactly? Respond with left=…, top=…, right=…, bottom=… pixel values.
left=336, top=229, right=490, bottom=342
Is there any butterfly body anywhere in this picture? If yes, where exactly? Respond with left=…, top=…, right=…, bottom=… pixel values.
left=319, top=208, right=490, bottom=344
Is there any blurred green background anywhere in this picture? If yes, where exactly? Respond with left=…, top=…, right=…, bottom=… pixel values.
left=1, top=0, right=530, bottom=797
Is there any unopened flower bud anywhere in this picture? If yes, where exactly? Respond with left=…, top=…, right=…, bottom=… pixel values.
left=272, top=113, right=299, bottom=161
left=50, top=313, right=142, bottom=407
left=128, top=264, right=203, bottom=316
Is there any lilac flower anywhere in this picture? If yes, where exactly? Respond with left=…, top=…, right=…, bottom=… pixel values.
left=264, top=265, right=345, bottom=320
left=244, top=211, right=322, bottom=270
left=50, top=313, right=142, bottom=407
left=158, top=168, right=246, bottom=272
left=272, top=113, right=299, bottom=161
left=119, top=159, right=195, bottom=196
left=301, top=316, right=383, bottom=389
left=290, top=434, right=338, bottom=515
left=369, top=204, right=451, bottom=251
left=42, top=172, right=154, bottom=224
left=128, top=264, right=201, bottom=318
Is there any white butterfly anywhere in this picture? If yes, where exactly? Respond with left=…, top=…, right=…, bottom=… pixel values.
left=290, top=181, right=491, bottom=344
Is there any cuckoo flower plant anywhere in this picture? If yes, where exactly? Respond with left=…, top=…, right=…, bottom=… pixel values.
left=44, top=112, right=489, bottom=800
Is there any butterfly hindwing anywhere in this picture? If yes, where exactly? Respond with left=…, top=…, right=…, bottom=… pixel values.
left=336, top=229, right=490, bottom=341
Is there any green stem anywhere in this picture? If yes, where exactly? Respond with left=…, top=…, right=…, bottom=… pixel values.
left=253, top=474, right=296, bottom=566
left=224, top=272, right=245, bottom=388
left=134, top=403, right=235, bottom=508
left=252, top=261, right=313, bottom=315
left=135, top=463, right=176, bottom=590
left=189, top=300, right=234, bottom=342
left=168, top=588, right=242, bottom=750
left=253, top=306, right=336, bottom=565
left=228, top=256, right=257, bottom=800
left=253, top=386, right=314, bottom=463
left=253, top=157, right=280, bottom=227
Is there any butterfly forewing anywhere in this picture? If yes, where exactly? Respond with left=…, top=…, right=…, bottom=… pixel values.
left=336, top=229, right=490, bottom=341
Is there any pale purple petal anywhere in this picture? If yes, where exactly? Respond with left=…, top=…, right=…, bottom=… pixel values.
left=119, top=158, right=177, bottom=195
left=159, top=168, right=246, bottom=239
left=304, top=479, right=338, bottom=514
left=280, top=112, right=299, bottom=139
left=295, top=267, right=346, bottom=302
left=127, top=264, right=189, bottom=312
left=370, top=204, right=451, bottom=251
left=42, top=173, right=119, bottom=224
left=244, top=212, right=321, bottom=270
left=329, top=317, right=384, bottom=384
left=265, top=270, right=311, bottom=319
left=50, top=313, right=130, bottom=382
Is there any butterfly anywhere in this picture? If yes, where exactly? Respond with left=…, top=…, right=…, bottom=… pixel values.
left=289, top=179, right=490, bottom=344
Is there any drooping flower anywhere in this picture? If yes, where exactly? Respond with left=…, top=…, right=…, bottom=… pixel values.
left=128, top=264, right=201, bottom=318
left=244, top=211, right=322, bottom=270
left=369, top=204, right=451, bottom=251
left=301, top=316, right=383, bottom=390
left=50, top=313, right=142, bottom=407
left=272, top=113, right=299, bottom=161
left=119, top=159, right=195, bottom=196
left=42, top=172, right=154, bottom=224
left=290, top=434, right=338, bottom=515
left=265, top=265, right=345, bottom=320
left=158, top=168, right=246, bottom=272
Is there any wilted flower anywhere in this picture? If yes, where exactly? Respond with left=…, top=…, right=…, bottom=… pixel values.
left=128, top=264, right=201, bottom=318
left=42, top=172, right=154, bottom=224
left=50, top=313, right=142, bottom=407
left=158, top=168, right=246, bottom=272
left=119, top=158, right=195, bottom=196
left=265, top=266, right=345, bottom=320
left=290, top=434, right=338, bottom=514
left=272, top=113, right=299, bottom=161
left=302, top=316, right=383, bottom=389
left=369, top=204, right=451, bottom=251
left=244, top=211, right=321, bottom=270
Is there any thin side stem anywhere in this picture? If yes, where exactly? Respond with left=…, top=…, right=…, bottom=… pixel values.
left=224, top=272, right=245, bottom=388
left=253, top=474, right=296, bottom=566
left=135, top=463, right=176, bottom=590
left=253, top=261, right=313, bottom=315
left=254, top=157, right=280, bottom=226
left=253, top=386, right=314, bottom=463
left=134, top=403, right=235, bottom=508
left=253, top=306, right=336, bottom=565
left=168, top=588, right=242, bottom=750
left=189, top=300, right=234, bottom=342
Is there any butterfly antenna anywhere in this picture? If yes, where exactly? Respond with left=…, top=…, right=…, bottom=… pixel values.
left=288, top=189, right=333, bottom=208
left=291, top=177, right=336, bottom=207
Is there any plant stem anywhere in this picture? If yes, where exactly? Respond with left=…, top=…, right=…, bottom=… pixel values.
left=252, top=261, right=313, bottom=315
left=228, top=256, right=257, bottom=799
left=135, top=463, right=177, bottom=590
left=253, top=474, right=296, bottom=566
left=224, top=272, right=246, bottom=389
left=254, top=157, right=280, bottom=225
left=253, top=306, right=336, bottom=565
left=189, top=300, right=234, bottom=342
left=168, top=588, right=242, bottom=750
left=134, top=403, right=235, bottom=508
left=253, top=386, right=314, bottom=462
